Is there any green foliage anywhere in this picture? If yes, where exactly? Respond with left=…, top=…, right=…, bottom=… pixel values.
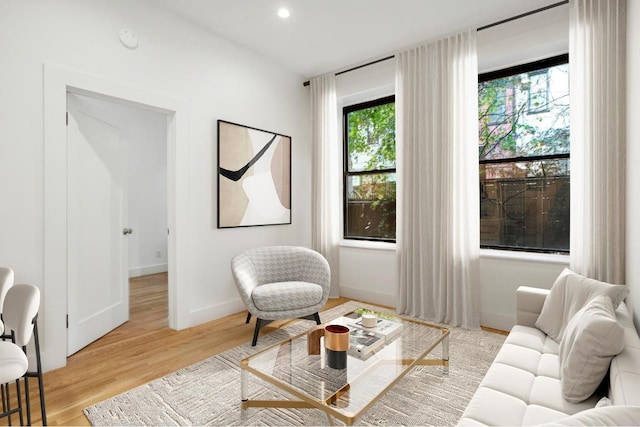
left=346, top=101, right=397, bottom=240
left=479, top=77, right=517, bottom=157
left=478, top=67, right=569, bottom=164
left=479, top=63, right=571, bottom=251
left=347, top=102, right=396, bottom=171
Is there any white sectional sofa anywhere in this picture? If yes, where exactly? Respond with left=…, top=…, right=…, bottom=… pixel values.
left=459, top=284, right=640, bottom=426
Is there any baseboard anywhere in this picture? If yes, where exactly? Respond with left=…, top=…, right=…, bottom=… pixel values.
left=189, top=299, right=247, bottom=327
left=129, top=263, right=168, bottom=278
left=480, top=311, right=514, bottom=332
left=338, top=285, right=397, bottom=308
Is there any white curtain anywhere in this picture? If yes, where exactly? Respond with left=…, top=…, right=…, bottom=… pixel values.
left=395, top=31, right=480, bottom=328
left=569, top=0, right=626, bottom=283
left=310, top=74, right=341, bottom=297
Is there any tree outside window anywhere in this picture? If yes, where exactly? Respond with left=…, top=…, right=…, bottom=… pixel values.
left=527, top=69, right=550, bottom=114
left=479, top=55, right=570, bottom=252
left=343, top=96, right=396, bottom=241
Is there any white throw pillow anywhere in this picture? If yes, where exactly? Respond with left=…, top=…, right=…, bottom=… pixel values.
left=535, top=268, right=628, bottom=342
left=559, top=294, right=625, bottom=403
left=542, top=405, right=640, bottom=426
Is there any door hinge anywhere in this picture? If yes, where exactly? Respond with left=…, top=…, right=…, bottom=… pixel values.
left=66, top=111, right=69, bottom=126
left=66, top=314, right=69, bottom=328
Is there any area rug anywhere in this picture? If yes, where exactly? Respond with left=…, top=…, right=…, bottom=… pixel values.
left=84, top=301, right=505, bottom=426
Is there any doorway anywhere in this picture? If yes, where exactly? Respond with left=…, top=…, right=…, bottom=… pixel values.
left=44, top=63, right=190, bottom=371
left=66, top=92, right=169, bottom=355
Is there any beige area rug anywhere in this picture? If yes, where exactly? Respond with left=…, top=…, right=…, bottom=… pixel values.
left=84, top=301, right=505, bottom=426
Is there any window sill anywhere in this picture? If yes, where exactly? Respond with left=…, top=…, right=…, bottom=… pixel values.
left=339, top=239, right=396, bottom=252
left=480, top=248, right=569, bottom=265
left=337, top=243, right=569, bottom=263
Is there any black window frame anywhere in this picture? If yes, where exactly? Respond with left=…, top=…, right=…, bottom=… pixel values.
left=343, top=95, right=396, bottom=243
left=479, top=53, right=570, bottom=254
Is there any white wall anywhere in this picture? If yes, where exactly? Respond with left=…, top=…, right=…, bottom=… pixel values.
left=627, top=0, right=640, bottom=331
left=125, top=103, right=168, bottom=277
left=0, top=0, right=310, bottom=369
left=336, top=5, right=571, bottom=331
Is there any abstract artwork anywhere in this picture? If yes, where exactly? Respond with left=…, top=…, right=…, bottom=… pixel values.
left=217, top=120, right=291, bottom=228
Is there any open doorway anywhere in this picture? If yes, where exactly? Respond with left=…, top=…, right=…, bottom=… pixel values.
left=44, top=63, right=188, bottom=371
left=66, top=92, right=169, bottom=355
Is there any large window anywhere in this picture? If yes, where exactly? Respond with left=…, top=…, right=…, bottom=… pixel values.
left=479, top=54, right=570, bottom=252
left=343, top=96, right=396, bottom=241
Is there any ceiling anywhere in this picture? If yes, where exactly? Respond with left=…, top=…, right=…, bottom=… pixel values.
left=155, top=0, right=565, bottom=78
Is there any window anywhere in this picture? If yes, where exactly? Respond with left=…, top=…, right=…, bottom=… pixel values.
left=486, top=84, right=511, bottom=125
left=527, top=69, right=550, bottom=114
left=479, top=54, right=570, bottom=253
left=343, top=96, right=396, bottom=241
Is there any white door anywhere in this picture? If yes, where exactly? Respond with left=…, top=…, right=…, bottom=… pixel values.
left=66, top=93, right=129, bottom=356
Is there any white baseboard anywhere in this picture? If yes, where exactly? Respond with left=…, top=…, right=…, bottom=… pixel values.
left=338, top=285, right=397, bottom=308
left=129, top=263, right=168, bottom=278
left=480, top=311, right=514, bottom=332
left=189, top=299, right=247, bottom=327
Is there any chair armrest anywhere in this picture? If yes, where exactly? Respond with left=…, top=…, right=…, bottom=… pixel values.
left=231, top=253, right=260, bottom=310
left=515, top=286, right=550, bottom=328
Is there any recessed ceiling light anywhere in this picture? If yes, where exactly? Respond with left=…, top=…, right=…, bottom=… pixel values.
left=277, top=8, right=290, bottom=18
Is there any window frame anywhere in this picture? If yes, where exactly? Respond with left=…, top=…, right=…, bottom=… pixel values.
left=479, top=53, right=569, bottom=254
left=343, top=95, right=396, bottom=243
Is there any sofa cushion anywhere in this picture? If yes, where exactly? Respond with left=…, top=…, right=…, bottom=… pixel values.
left=459, top=325, right=599, bottom=426
left=535, top=268, right=628, bottom=342
left=608, top=302, right=640, bottom=406
left=458, top=387, right=527, bottom=426
left=559, top=294, right=625, bottom=403
left=251, top=281, right=323, bottom=312
left=459, top=289, right=640, bottom=426
left=542, top=405, right=640, bottom=426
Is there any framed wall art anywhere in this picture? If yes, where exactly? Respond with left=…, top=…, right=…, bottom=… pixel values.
left=217, top=120, right=291, bottom=228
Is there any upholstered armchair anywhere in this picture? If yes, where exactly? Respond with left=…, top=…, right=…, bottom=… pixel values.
left=231, top=246, right=330, bottom=346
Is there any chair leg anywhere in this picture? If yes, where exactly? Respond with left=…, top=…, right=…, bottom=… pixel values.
left=1, top=384, right=6, bottom=418
left=313, top=312, right=321, bottom=325
left=24, top=374, right=31, bottom=426
left=33, top=320, right=46, bottom=426
left=19, top=318, right=47, bottom=426
left=251, top=318, right=263, bottom=347
left=16, top=377, right=24, bottom=426
left=245, top=312, right=252, bottom=324
left=0, top=377, right=24, bottom=426
left=1, top=330, right=9, bottom=420
left=2, top=381, right=10, bottom=425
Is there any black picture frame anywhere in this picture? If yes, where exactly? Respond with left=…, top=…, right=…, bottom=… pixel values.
left=217, top=120, right=292, bottom=228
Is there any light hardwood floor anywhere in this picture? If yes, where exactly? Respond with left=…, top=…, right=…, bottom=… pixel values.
left=15, top=274, right=504, bottom=426
left=23, top=273, right=349, bottom=426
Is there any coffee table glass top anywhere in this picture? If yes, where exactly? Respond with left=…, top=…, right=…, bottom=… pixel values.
left=240, top=309, right=449, bottom=425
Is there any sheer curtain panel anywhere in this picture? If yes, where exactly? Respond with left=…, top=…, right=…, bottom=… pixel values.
left=395, top=31, right=480, bottom=328
left=570, top=0, right=626, bottom=283
left=310, top=74, right=341, bottom=297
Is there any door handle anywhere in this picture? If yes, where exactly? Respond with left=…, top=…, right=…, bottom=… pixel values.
left=123, top=228, right=133, bottom=235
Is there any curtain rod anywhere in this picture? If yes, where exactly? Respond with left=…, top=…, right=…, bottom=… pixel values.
left=302, top=0, right=569, bottom=87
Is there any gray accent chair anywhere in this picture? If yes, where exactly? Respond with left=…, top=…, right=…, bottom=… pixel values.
left=231, top=246, right=331, bottom=346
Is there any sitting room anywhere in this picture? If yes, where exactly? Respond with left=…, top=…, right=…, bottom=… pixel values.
left=1, top=0, right=640, bottom=425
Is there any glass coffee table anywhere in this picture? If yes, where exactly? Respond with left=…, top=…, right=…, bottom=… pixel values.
left=240, top=309, right=449, bottom=425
